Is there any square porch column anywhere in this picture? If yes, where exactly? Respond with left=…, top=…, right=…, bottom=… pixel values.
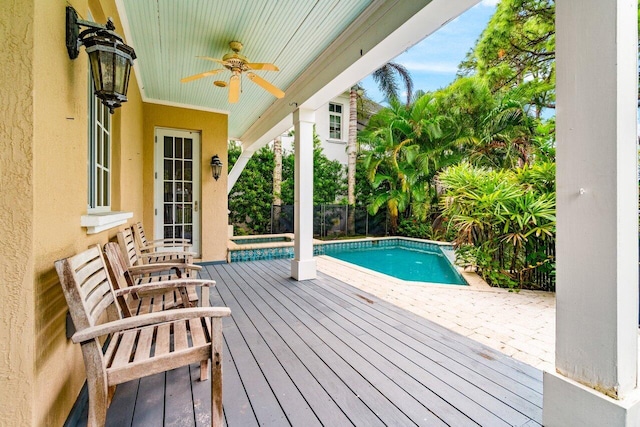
left=291, top=108, right=317, bottom=280
left=544, top=0, right=640, bottom=425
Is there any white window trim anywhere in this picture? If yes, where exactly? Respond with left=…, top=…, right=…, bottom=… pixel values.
left=329, top=102, right=343, bottom=141
left=81, top=211, right=134, bottom=234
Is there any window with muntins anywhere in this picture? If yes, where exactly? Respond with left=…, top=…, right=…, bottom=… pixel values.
left=88, top=76, right=111, bottom=212
left=329, top=102, right=342, bottom=140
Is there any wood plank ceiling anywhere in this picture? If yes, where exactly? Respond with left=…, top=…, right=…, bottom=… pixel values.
left=117, top=0, right=373, bottom=139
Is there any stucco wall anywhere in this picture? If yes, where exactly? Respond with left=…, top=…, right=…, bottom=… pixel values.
left=1, top=0, right=228, bottom=424
left=0, top=1, right=36, bottom=425
left=29, top=0, right=146, bottom=425
left=143, top=104, right=229, bottom=261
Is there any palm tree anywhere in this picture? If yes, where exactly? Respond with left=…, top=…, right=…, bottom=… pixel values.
left=347, top=62, right=414, bottom=233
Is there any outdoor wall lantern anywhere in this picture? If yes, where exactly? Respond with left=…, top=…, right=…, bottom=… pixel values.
left=66, top=6, right=136, bottom=114
left=210, top=155, right=223, bottom=181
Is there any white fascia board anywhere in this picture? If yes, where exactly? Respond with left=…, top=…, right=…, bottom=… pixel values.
left=238, top=0, right=480, bottom=154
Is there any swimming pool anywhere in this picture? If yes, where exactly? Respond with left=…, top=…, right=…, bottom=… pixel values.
left=322, top=242, right=467, bottom=285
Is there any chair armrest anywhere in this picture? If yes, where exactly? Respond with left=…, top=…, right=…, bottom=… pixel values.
left=127, top=263, right=202, bottom=275
left=113, top=279, right=216, bottom=296
left=72, top=307, right=231, bottom=343
left=140, top=242, right=193, bottom=251
left=138, top=251, right=197, bottom=260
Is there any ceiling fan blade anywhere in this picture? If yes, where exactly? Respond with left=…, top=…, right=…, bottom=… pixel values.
left=247, top=72, right=285, bottom=98
left=197, top=56, right=227, bottom=66
left=228, top=74, right=240, bottom=103
left=180, top=69, right=225, bottom=83
left=246, top=63, right=279, bottom=72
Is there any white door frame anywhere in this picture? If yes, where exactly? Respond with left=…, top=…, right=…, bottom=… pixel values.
left=154, top=127, right=201, bottom=256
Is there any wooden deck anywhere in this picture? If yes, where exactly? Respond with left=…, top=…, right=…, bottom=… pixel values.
left=72, top=259, right=543, bottom=426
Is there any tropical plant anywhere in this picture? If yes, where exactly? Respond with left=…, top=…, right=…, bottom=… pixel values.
left=439, top=162, right=556, bottom=290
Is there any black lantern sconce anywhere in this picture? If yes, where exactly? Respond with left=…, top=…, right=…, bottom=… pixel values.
left=210, top=155, right=223, bottom=181
left=66, top=6, right=136, bottom=113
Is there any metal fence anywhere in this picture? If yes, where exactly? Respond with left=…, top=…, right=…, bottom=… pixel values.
left=270, top=204, right=388, bottom=238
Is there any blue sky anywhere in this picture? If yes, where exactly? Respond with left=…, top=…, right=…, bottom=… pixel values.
left=362, top=0, right=499, bottom=103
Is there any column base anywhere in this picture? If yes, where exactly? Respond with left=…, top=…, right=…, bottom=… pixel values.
left=290, top=258, right=317, bottom=281
left=543, top=371, right=640, bottom=427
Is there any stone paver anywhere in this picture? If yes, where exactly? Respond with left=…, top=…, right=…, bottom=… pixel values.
left=316, top=255, right=556, bottom=372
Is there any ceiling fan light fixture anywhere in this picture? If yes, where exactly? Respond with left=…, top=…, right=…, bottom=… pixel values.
left=214, top=80, right=227, bottom=87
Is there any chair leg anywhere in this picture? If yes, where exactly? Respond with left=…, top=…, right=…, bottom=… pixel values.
left=200, top=359, right=209, bottom=381
left=85, top=368, right=109, bottom=427
left=210, top=318, right=224, bottom=427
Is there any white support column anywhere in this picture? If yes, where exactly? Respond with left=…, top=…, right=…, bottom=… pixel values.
left=291, top=108, right=317, bottom=280
left=544, top=1, right=640, bottom=425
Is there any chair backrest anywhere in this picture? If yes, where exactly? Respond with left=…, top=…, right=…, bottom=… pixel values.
left=54, top=245, right=118, bottom=331
left=116, top=227, right=140, bottom=268
left=103, top=242, right=134, bottom=317
left=133, top=222, right=149, bottom=248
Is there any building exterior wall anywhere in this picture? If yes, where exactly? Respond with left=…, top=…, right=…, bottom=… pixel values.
left=0, top=0, right=36, bottom=425
left=0, top=0, right=229, bottom=425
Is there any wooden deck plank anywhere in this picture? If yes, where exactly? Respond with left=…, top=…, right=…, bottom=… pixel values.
left=213, top=265, right=325, bottom=427
left=164, top=365, right=196, bottom=427
left=220, top=262, right=452, bottom=426
left=105, top=379, right=138, bottom=426
left=130, top=373, right=166, bottom=426
left=310, top=267, right=544, bottom=420
left=199, top=267, right=291, bottom=426
left=267, top=265, right=530, bottom=426
left=233, top=261, right=472, bottom=426
left=72, top=259, right=544, bottom=427
left=211, top=263, right=418, bottom=427
left=247, top=259, right=543, bottom=425
left=216, top=262, right=385, bottom=427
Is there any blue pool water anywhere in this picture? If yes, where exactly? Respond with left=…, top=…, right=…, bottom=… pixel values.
left=324, top=245, right=467, bottom=285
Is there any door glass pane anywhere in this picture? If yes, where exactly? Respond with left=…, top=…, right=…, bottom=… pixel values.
left=184, top=206, right=192, bottom=224
left=184, top=183, right=192, bottom=202
left=164, top=136, right=173, bottom=158
left=184, top=139, right=192, bottom=159
left=164, top=204, right=173, bottom=224
left=184, top=225, right=192, bottom=240
left=175, top=160, right=183, bottom=180
left=164, top=182, right=173, bottom=202
left=176, top=183, right=183, bottom=202
left=184, top=160, right=192, bottom=181
left=175, top=138, right=183, bottom=159
left=164, top=226, right=173, bottom=238
left=164, top=160, right=173, bottom=180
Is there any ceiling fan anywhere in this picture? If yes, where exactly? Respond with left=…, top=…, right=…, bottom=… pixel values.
left=180, top=41, right=284, bottom=103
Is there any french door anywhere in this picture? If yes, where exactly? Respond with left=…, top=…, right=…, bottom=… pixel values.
left=154, top=128, right=201, bottom=256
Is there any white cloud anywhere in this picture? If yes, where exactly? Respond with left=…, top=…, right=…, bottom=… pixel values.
left=480, top=0, right=500, bottom=6
left=402, top=61, right=459, bottom=74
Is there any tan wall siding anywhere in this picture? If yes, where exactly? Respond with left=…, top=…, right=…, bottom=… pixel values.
left=0, top=0, right=36, bottom=425
left=143, top=104, right=229, bottom=261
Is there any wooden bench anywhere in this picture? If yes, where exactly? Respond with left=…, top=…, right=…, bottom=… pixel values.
left=55, top=245, right=230, bottom=426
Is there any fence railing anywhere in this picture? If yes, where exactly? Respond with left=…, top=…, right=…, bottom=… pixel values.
left=270, top=204, right=388, bottom=238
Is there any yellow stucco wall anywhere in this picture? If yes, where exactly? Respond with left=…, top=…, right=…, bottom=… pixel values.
left=29, top=1, right=146, bottom=425
left=143, top=104, right=229, bottom=262
left=0, top=1, right=36, bottom=425
left=0, top=0, right=229, bottom=425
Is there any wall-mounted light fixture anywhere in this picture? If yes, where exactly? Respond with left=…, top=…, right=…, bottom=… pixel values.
left=210, top=155, right=223, bottom=181
left=66, top=6, right=136, bottom=113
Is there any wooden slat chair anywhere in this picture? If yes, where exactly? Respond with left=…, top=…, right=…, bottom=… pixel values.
left=118, top=225, right=195, bottom=268
left=55, top=245, right=230, bottom=427
left=113, top=231, right=204, bottom=306
left=133, top=221, right=193, bottom=253
left=103, top=242, right=214, bottom=317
